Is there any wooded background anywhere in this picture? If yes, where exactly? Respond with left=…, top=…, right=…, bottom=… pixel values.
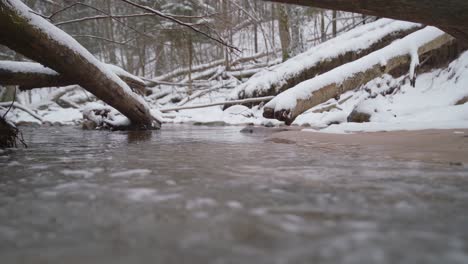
left=0, top=0, right=365, bottom=80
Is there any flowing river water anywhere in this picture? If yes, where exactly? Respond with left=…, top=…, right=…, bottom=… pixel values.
left=0, top=125, right=467, bottom=263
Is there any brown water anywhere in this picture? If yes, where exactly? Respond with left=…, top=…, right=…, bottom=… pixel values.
left=0, top=125, right=467, bottom=264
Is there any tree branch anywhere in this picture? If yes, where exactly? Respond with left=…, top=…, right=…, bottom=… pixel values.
left=117, top=0, right=240, bottom=52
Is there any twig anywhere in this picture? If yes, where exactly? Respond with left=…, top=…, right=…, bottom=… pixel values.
left=44, top=3, right=155, bottom=42
left=117, top=0, right=239, bottom=52
left=0, top=102, right=44, bottom=122
left=72, top=35, right=134, bottom=46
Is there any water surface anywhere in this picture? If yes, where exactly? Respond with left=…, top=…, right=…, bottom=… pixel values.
left=1, top=125, right=467, bottom=263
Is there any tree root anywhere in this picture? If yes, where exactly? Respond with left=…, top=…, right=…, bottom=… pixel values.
left=0, top=117, right=27, bottom=148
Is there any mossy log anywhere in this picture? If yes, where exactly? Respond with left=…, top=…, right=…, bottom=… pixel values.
left=0, top=0, right=158, bottom=129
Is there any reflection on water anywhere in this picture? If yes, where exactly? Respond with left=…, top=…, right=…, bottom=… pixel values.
left=0, top=125, right=467, bottom=264
left=126, top=130, right=153, bottom=144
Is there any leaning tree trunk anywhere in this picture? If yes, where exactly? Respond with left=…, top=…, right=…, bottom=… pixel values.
left=266, top=0, right=468, bottom=44
left=264, top=27, right=457, bottom=125
left=0, top=0, right=158, bottom=129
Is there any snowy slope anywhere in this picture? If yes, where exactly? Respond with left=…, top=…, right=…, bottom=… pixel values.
left=295, top=51, right=468, bottom=132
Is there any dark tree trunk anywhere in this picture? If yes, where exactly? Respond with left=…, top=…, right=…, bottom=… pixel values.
left=266, top=0, right=468, bottom=43
left=278, top=4, right=291, bottom=61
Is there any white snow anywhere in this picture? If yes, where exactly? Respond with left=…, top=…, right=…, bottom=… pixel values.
left=0, top=61, right=57, bottom=75
left=295, top=51, right=468, bottom=132
left=265, top=26, right=446, bottom=112
left=105, top=64, right=144, bottom=83
left=229, top=19, right=421, bottom=100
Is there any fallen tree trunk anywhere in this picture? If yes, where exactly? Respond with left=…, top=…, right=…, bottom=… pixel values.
left=0, top=0, right=158, bottom=129
left=264, top=27, right=456, bottom=125
left=161, top=96, right=274, bottom=113
left=153, top=51, right=275, bottom=82
left=227, top=19, right=422, bottom=104
left=0, top=61, right=148, bottom=95
left=266, top=0, right=468, bottom=44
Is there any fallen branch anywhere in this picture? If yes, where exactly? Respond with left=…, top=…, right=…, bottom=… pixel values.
left=227, top=68, right=263, bottom=79
left=153, top=51, right=274, bottom=82
left=160, top=96, right=274, bottom=113
left=0, top=102, right=44, bottom=122
left=177, top=80, right=238, bottom=106
left=141, top=77, right=208, bottom=87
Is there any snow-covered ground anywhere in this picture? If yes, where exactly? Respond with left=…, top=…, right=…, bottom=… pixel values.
left=296, top=51, right=468, bottom=133
left=3, top=18, right=468, bottom=133
left=155, top=49, right=468, bottom=132
left=9, top=48, right=467, bottom=132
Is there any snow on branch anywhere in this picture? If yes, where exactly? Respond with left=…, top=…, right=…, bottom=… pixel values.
left=0, top=61, right=147, bottom=95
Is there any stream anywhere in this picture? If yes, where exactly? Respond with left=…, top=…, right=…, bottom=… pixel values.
left=0, top=125, right=467, bottom=263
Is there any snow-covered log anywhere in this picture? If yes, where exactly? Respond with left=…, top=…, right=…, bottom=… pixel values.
left=0, top=61, right=148, bottom=95
left=0, top=0, right=159, bottom=129
left=268, top=0, right=468, bottom=44
left=264, top=27, right=455, bottom=125
left=228, top=19, right=421, bottom=102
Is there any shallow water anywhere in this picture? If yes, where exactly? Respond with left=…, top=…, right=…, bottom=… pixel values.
left=0, top=125, right=467, bottom=264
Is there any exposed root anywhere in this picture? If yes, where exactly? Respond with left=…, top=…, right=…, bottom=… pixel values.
left=0, top=117, right=27, bottom=148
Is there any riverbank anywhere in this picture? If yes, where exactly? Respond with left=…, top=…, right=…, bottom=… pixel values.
left=269, top=129, right=468, bottom=165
